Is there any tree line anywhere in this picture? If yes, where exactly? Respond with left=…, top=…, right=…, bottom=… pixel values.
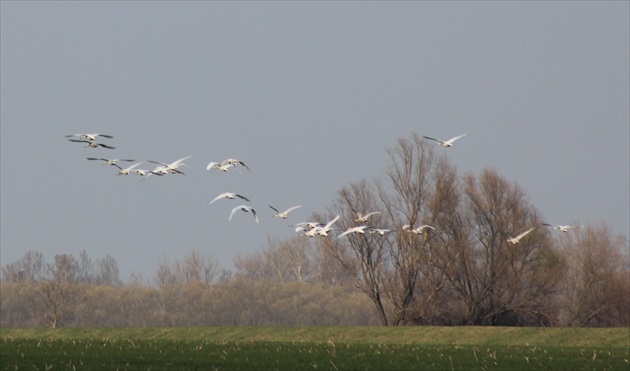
left=1, top=133, right=628, bottom=327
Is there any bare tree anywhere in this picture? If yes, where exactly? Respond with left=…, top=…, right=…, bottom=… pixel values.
left=556, top=223, right=630, bottom=327
left=317, top=180, right=390, bottom=325
left=447, top=169, right=561, bottom=325
left=96, top=255, right=122, bottom=287
left=1, top=251, right=45, bottom=282
left=378, top=135, right=459, bottom=325
left=319, top=135, right=460, bottom=325
left=181, top=250, right=220, bottom=284
left=36, top=254, right=81, bottom=328
left=77, top=250, right=94, bottom=284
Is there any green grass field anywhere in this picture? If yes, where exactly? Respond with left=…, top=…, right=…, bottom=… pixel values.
left=1, top=327, right=628, bottom=370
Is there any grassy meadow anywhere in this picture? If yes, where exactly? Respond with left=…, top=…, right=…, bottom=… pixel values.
left=1, top=327, right=628, bottom=370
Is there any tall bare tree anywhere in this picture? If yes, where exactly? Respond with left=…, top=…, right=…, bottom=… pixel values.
left=319, top=134, right=457, bottom=325
left=448, top=169, right=561, bottom=325
left=318, top=181, right=390, bottom=326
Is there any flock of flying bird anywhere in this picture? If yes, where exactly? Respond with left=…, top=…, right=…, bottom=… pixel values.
left=66, top=132, right=579, bottom=243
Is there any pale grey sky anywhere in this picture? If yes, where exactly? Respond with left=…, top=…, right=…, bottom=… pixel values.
left=2, top=2, right=628, bottom=281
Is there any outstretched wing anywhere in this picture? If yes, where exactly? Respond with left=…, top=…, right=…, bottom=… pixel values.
left=228, top=206, right=242, bottom=221
left=363, top=211, right=380, bottom=219
left=516, top=228, right=534, bottom=240
left=209, top=193, right=229, bottom=205
left=422, top=135, right=443, bottom=144
left=445, top=133, right=466, bottom=144
left=236, top=194, right=250, bottom=202
left=283, top=205, right=301, bottom=215
left=250, top=208, right=259, bottom=223
left=238, top=161, right=251, bottom=171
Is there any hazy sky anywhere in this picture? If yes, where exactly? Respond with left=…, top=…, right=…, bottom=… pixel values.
left=2, top=2, right=628, bottom=281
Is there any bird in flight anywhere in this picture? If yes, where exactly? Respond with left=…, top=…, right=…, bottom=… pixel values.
left=541, top=223, right=579, bottom=232
left=149, top=155, right=191, bottom=175
left=67, top=139, right=115, bottom=149
left=367, top=227, right=392, bottom=236
left=507, top=228, right=534, bottom=244
left=268, top=205, right=301, bottom=219
left=292, top=222, right=323, bottom=235
left=221, top=158, right=251, bottom=172
left=338, top=225, right=369, bottom=238
left=229, top=205, right=259, bottom=223
left=87, top=158, right=135, bottom=166
left=209, top=192, right=251, bottom=205
left=65, top=133, right=113, bottom=141
left=403, top=224, right=435, bottom=234
left=207, top=162, right=234, bottom=172
left=423, top=133, right=467, bottom=147
left=113, top=162, right=143, bottom=175
left=354, top=211, right=380, bottom=223
left=132, top=169, right=149, bottom=177
left=306, top=215, right=340, bottom=237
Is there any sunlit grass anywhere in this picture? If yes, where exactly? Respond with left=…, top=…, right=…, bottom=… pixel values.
left=1, top=327, right=628, bottom=370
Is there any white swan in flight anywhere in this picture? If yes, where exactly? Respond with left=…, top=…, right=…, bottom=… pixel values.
left=229, top=205, right=259, bottom=223
left=541, top=223, right=579, bottom=232
left=149, top=155, right=190, bottom=175
left=354, top=211, right=380, bottom=223
left=368, top=227, right=392, bottom=236
left=65, top=133, right=113, bottom=141
left=113, top=162, right=143, bottom=175
left=338, top=225, right=369, bottom=238
left=293, top=222, right=323, bottom=235
left=207, top=162, right=234, bottom=172
left=67, top=139, right=115, bottom=149
left=293, top=222, right=323, bottom=229
left=132, top=169, right=149, bottom=176
left=507, top=228, right=534, bottom=244
left=87, top=158, right=135, bottom=166
left=149, top=165, right=170, bottom=176
left=423, top=133, right=467, bottom=147
left=402, top=224, right=435, bottom=234
left=209, top=192, right=251, bottom=205
left=308, top=215, right=340, bottom=237
left=222, top=158, right=251, bottom=172
left=268, top=205, right=301, bottom=219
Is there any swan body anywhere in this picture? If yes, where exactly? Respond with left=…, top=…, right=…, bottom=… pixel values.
left=368, top=227, right=392, bottom=235
left=542, top=223, right=578, bottom=232
left=207, top=162, right=234, bottom=172
left=402, top=224, right=435, bottom=234
left=222, top=158, right=250, bottom=171
left=209, top=192, right=250, bottom=205
left=149, top=155, right=190, bottom=175
left=354, top=211, right=380, bottom=223
left=68, top=139, right=115, bottom=149
left=66, top=133, right=113, bottom=141
left=113, top=162, right=143, bottom=175
left=268, top=205, right=301, bottom=219
left=338, top=225, right=369, bottom=238
left=311, top=215, right=340, bottom=236
left=87, top=158, right=134, bottom=165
